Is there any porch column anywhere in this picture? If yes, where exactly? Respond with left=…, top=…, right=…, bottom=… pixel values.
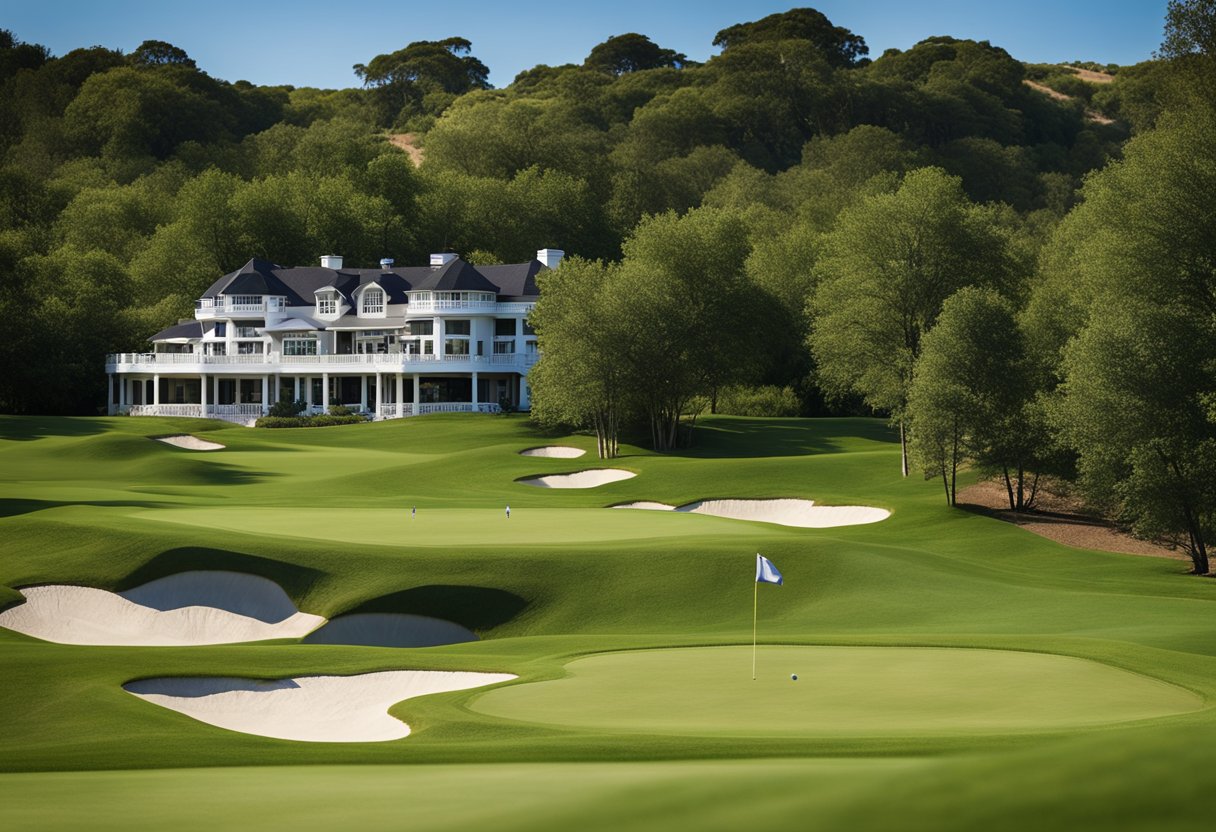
left=396, top=373, right=404, bottom=417
left=434, top=316, right=442, bottom=357
left=322, top=373, right=329, bottom=409
left=200, top=373, right=208, bottom=417
left=361, top=375, right=368, bottom=411
left=293, top=376, right=300, bottom=403
left=272, top=373, right=280, bottom=406
left=374, top=372, right=382, bottom=418
left=261, top=375, right=269, bottom=414
left=152, top=374, right=160, bottom=406
left=413, top=374, right=420, bottom=408
left=107, top=376, right=114, bottom=414
left=304, top=377, right=312, bottom=408
left=213, top=375, right=220, bottom=409
left=472, top=371, right=479, bottom=407
left=118, top=377, right=125, bottom=409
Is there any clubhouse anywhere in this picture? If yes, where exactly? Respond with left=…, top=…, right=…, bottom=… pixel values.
left=105, top=250, right=561, bottom=425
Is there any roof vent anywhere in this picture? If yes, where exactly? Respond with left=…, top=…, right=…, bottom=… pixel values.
left=537, top=248, right=565, bottom=269
left=430, top=252, right=458, bottom=269
left=320, top=255, right=343, bottom=270
left=379, top=258, right=395, bottom=269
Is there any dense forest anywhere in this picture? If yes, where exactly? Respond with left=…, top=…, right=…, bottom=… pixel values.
left=2, top=5, right=1214, bottom=570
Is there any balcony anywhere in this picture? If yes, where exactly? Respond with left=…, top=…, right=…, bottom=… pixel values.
left=106, top=352, right=540, bottom=372
left=195, top=296, right=287, bottom=318
left=405, top=299, right=535, bottom=314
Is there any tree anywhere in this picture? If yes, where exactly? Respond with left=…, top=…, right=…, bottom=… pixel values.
left=353, top=38, right=490, bottom=126
left=584, top=33, right=689, bottom=75
left=908, top=287, right=1048, bottom=507
left=1046, top=104, right=1216, bottom=574
left=809, top=167, right=1017, bottom=475
left=130, top=40, right=196, bottom=69
left=713, top=8, right=869, bottom=68
left=529, top=258, right=630, bottom=458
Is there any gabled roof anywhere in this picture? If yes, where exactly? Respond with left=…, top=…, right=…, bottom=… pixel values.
left=149, top=321, right=204, bottom=342
left=200, top=256, right=546, bottom=305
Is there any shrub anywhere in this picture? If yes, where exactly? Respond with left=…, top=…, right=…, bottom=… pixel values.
left=255, top=414, right=367, bottom=428
left=268, top=398, right=307, bottom=417
left=715, top=385, right=801, bottom=417
left=328, top=403, right=357, bottom=417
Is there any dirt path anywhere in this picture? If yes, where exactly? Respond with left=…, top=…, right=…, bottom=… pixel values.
left=956, top=479, right=1186, bottom=561
left=387, top=133, right=424, bottom=166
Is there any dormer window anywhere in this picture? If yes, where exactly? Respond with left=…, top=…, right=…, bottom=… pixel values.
left=361, top=287, right=385, bottom=317
left=316, top=289, right=339, bottom=317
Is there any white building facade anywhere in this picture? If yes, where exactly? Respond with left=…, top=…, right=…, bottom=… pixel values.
left=106, top=250, right=562, bottom=425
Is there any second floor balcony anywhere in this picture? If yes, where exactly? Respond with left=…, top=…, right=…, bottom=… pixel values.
left=107, top=351, right=540, bottom=372
left=196, top=296, right=288, bottom=318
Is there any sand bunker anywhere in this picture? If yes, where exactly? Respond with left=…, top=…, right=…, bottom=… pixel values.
left=124, top=670, right=517, bottom=742
left=153, top=435, right=225, bottom=451
left=520, top=469, right=636, bottom=488
left=518, top=446, right=586, bottom=459
left=303, top=613, right=478, bottom=648
left=612, top=498, right=889, bottom=528
left=0, top=571, right=324, bottom=646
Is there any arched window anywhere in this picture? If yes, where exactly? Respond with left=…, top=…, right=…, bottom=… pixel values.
left=362, top=287, right=385, bottom=316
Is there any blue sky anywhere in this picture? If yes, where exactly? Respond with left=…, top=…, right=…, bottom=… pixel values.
left=5, top=1, right=1168, bottom=88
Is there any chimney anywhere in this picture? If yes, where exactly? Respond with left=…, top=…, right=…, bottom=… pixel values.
left=430, top=252, right=458, bottom=269
left=320, top=255, right=343, bottom=270
left=537, top=248, right=564, bottom=269
left=379, top=258, right=395, bottom=269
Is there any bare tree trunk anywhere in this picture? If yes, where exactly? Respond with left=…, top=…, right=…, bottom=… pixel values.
left=949, top=427, right=958, bottom=506
left=1026, top=471, right=1041, bottom=510
left=1015, top=463, right=1025, bottom=511
left=899, top=419, right=909, bottom=477
left=1002, top=468, right=1016, bottom=511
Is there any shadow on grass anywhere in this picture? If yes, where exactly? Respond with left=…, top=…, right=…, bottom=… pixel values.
left=118, top=548, right=327, bottom=601
left=672, top=417, right=898, bottom=459
left=0, top=498, right=178, bottom=519
left=0, top=416, right=108, bottom=442
left=343, top=585, right=529, bottom=633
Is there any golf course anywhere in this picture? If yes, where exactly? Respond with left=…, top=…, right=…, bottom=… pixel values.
left=0, top=413, right=1213, bottom=830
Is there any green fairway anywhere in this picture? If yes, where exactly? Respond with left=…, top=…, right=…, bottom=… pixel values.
left=471, top=646, right=1204, bottom=736
left=132, top=506, right=764, bottom=547
left=1, top=413, right=1214, bottom=830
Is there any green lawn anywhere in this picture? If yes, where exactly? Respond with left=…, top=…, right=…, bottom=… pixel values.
left=0, top=413, right=1213, bottom=830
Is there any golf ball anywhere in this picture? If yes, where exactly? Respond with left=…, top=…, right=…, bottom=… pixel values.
left=791, top=674, right=798, bottom=681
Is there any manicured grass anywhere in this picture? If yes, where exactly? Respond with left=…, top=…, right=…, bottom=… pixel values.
left=470, top=645, right=1204, bottom=736
left=0, top=413, right=1214, bottom=830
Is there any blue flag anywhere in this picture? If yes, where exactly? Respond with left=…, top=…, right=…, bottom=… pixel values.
left=756, top=554, right=783, bottom=585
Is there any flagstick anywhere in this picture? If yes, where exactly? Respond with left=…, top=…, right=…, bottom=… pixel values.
left=752, top=579, right=758, bottom=681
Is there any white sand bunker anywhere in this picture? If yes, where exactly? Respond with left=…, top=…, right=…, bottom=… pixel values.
left=303, top=613, right=478, bottom=648
left=520, top=469, right=636, bottom=488
left=124, top=670, right=517, bottom=742
left=519, top=445, right=586, bottom=459
left=0, top=571, right=324, bottom=646
left=613, top=498, right=889, bottom=528
left=153, top=434, right=225, bottom=451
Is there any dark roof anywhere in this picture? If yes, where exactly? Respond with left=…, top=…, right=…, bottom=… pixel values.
left=200, top=257, right=545, bottom=304
left=149, top=321, right=203, bottom=342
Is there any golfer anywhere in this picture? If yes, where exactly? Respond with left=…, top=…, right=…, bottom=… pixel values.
left=505, top=504, right=511, bottom=520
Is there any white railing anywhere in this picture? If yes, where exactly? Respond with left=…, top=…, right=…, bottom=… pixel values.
left=195, top=297, right=286, bottom=316
left=376, top=403, right=416, bottom=419
left=127, top=404, right=204, bottom=418
left=406, top=300, right=498, bottom=313
left=108, top=352, right=538, bottom=369
left=416, top=402, right=501, bottom=415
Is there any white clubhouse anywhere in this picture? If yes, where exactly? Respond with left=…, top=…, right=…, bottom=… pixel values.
left=106, top=250, right=562, bottom=424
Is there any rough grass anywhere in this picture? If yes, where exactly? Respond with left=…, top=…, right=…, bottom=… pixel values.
left=0, top=414, right=1213, bottom=830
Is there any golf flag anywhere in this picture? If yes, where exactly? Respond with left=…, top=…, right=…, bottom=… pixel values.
left=756, top=554, right=783, bottom=585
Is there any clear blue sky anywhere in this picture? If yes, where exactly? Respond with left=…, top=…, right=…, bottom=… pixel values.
left=5, top=0, right=1169, bottom=88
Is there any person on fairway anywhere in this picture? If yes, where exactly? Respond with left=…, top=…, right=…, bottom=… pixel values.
left=411, top=505, right=416, bottom=519
left=506, top=504, right=511, bottom=519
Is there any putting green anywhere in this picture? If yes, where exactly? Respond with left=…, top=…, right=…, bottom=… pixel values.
left=471, top=646, right=1205, bottom=736
left=128, top=506, right=766, bottom=547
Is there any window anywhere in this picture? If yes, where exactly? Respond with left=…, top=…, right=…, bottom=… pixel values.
left=237, top=342, right=264, bottom=355
left=205, top=342, right=227, bottom=356
left=214, top=322, right=227, bottom=337
left=407, top=320, right=433, bottom=336
left=495, top=319, right=516, bottom=337
left=526, top=340, right=538, bottom=354
left=493, top=341, right=515, bottom=354
left=522, top=320, right=536, bottom=335
left=361, top=287, right=384, bottom=316
left=235, top=326, right=260, bottom=338
left=317, top=292, right=338, bottom=316
left=446, top=320, right=471, bottom=336
left=284, top=335, right=317, bottom=356
left=445, top=338, right=470, bottom=356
